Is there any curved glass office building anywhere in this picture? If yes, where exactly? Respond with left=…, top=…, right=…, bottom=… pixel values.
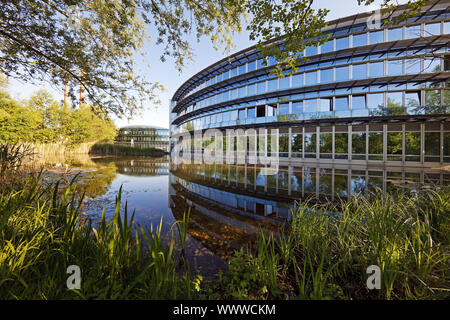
left=115, top=125, right=169, bottom=151
left=170, top=1, right=450, bottom=166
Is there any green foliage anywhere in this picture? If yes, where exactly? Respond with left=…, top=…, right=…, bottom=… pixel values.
left=0, top=90, right=116, bottom=146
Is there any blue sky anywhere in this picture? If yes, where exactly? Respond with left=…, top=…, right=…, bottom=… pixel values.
left=7, top=0, right=395, bottom=129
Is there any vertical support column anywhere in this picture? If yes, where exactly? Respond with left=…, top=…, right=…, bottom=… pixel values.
left=402, top=123, right=406, bottom=164
left=348, top=125, right=352, bottom=161
left=316, top=126, right=320, bottom=160
left=302, top=127, right=305, bottom=159
left=332, top=125, right=335, bottom=161
left=441, top=122, right=444, bottom=164
left=288, top=127, right=292, bottom=159
left=288, top=165, right=292, bottom=196
left=420, top=123, right=425, bottom=164
left=383, top=123, right=388, bottom=163
left=365, top=124, right=369, bottom=163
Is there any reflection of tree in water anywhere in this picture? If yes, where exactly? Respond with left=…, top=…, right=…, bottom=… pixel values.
left=76, top=164, right=118, bottom=199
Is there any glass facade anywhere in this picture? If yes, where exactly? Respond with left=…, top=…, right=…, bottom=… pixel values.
left=171, top=4, right=450, bottom=165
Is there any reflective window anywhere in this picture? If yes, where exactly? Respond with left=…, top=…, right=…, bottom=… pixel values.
left=248, top=60, right=256, bottom=72
left=405, top=24, right=421, bottom=39
left=216, top=112, right=222, bottom=123
left=306, top=71, right=318, bottom=85
left=222, top=70, right=229, bottom=81
left=425, top=23, right=441, bottom=36
left=387, top=92, right=404, bottom=113
left=257, top=59, right=266, bottom=69
left=334, top=96, right=349, bottom=111
left=279, top=76, right=290, bottom=90
left=268, top=78, right=278, bottom=91
left=387, top=59, right=403, bottom=75
left=336, top=36, right=349, bottom=51
left=425, top=132, right=440, bottom=159
left=231, top=67, right=238, bottom=78
left=335, top=133, right=348, bottom=156
left=353, top=33, right=367, bottom=47
left=405, top=91, right=421, bottom=114
left=369, top=61, right=384, bottom=77
left=292, top=101, right=303, bottom=114
left=247, top=107, right=256, bottom=118
left=352, top=63, right=366, bottom=79
left=304, top=134, right=317, bottom=155
left=405, top=132, right=420, bottom=158
left=278, top=103, right=289, bottom=115
left=352, top=132, right=366, bottom=159
left=238, top=86, right=246, bottom=98
left=369, top=30, right=384, bottom=44
left=292, top=73, right=304, bottom=87
left=336, top=66, right=349, bottom=81
left=368, top=93, right=384, bottom=109
left=369, top=133, right=383, bottom=159
left=388, top=27, right=403, bottom=41
left=257, top=81, right=266, bottom=94
left=320, top=68, right=333, bottom=83
left=423, top=57, right=441, bottom=73
left=238, top=109, right=246, bottom=120
left=306, top=45, right=318, bottom=56
left=291, top=134, right=303, bottom=153
left=319, top=98, right=332, bottom=112
left=352, top=95, right=366, bottom=110
left=247, top=84, right=255, bottom=97
left=425, top=90, right=442, bottom=113
left=405, top=58, right=421, bottom=74
left=320, top=40, right=334, bottom=54
left=304, top=99, right=317, bottom=113
left=445, top=21, right=450, bottom=34
left=387, top=132, right=402, bottom=160
left=238, top=64, right=246, bottom=75
left=230, top=110, right=237, bottom=120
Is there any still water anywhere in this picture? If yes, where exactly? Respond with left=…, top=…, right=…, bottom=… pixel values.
left=34, top=155, right=450, bottom=275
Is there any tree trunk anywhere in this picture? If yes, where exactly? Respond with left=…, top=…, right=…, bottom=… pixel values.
left=80, top=69, right=86, bottom=107
left=64, top=77, right=70, bottom=108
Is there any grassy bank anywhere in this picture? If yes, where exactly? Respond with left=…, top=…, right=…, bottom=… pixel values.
left=89, top=143, right=166, bottom=157
left=0, top=175, right=448, bottom=300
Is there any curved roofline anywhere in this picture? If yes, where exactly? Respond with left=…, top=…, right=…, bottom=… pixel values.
left=171, top=0, right=447, bottom=102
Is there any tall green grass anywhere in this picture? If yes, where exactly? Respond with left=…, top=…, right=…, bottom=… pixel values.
left=200, top=189, right=449, bottom=300
left=0, top=174, right=193, bottom=299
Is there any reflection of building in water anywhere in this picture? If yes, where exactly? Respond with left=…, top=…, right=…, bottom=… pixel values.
left=170, top=1, right=450, bottom=166
left=171, top=163, right=450, bottom=219
left=114, top=158, right=169, bottom=176
left=115, top=125, right=169, bottom=151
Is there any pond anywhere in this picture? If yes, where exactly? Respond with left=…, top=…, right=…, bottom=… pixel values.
left=32, top=154, right=450, bottom=276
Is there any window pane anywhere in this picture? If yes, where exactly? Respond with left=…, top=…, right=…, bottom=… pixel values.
left=368, top=93, right=384, bottom=109
left=352, top=132, right=366, bottom=155
left=256, top=105, right=265, bottom=117
left=423, top=57, right=441, bottom=73
left=352, top=95, right=366, bottom=110
left=238, top=86, right=246, bottom=98
left=353, top=33, right=367, bottom=47
left=278, top=103, right=289, bottom=115
left=425, top=23, right=441, bottom=36
left=388, top=59, right=403, bottom=75
left=445, top=21, right=450, bottom=34
left=335, top=96, right=349, bottom=111
left=268, top=78, right=277, bottom=91
left=247, top=107, right=255, bottom=118
left=238, top=109, right=246, bottom=120
left=369, top=30, right=384, bottom=44
left=336, top=37, right=349, bottom=51
left=425, top=132, right=440, bottom=155
left=320, top=68, right=333, bottom=83
left=405, top=58, right=421, bottom=74
left=305, top=99, right=317, bottom=112
left=279, top=76, right=290, bottom=90
left=335, top=133, right=348, bottom=154
left=247, top=84, right=255, bottom=97
left=306, top=45, right=318, bottom=56
left=369, top=132, right=383, bottom=155
left=222, top=70, right=229, bottom=80
left=257, top=81, right=266, bottom=94
left=369, top=61, right=384, bottom=78
left=405, top=132, right=420, bottom=155
left=405, top=24, right=421, bottom=39
left=305, top=133, right=316, bottom=153
left=352, top=63, right=366, bottom=79
left=292, top=101, right=303, bottom=114
left=425, top=90, right=442, bottom=113
left=306, top=71, right=318, bottom=85
left=321, top=40, right=334, bottom=53
left=388, top=27, right=403, bottom=41
left=292, top=73, right=304, bottom=87
left=320, top=133, right=333, bottom=154
left=238, top=64, right=246, bottom=75
left=336, top=66, right=349, bottom=81
left=387, top=91, right=403, bottom=108
left=319, top=98, right=332, bottom=112
left=247, top=60, right=256, bottom=72
left=387, top=132, right=402, bottom=159
left=231, top=67, right=238, bottom=77
left=291, top=134, right=303, bottom=152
